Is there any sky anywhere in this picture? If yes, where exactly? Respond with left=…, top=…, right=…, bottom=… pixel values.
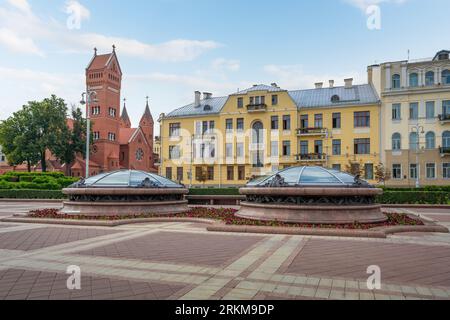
left=0, top=0, right=449, bottom=132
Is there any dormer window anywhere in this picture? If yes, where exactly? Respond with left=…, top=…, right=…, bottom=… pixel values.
left=331, top=95, right=340, bottom=103
left=409, top=73, right=419, bottom=87
left=392, top=74, right=401, bottom=89
left=204, top=105, right=212, bottom=111
left=438, top=53, right=449, bottom=60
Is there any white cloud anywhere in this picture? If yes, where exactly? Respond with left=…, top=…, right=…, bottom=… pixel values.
left=211, top=58, right=240, bottom=72
left=7, top=0, right=31, bottom=14
left=344, top=0, right=408, bottom=11
left=0, top=28, right=44, bottom=56
left=0, top=0, right=221, bottom=62
left=263, top=64, right=365, bottom=89
left=65, top=0, right=90, bottom=22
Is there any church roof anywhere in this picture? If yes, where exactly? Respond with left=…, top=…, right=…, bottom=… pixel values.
left=87, top=54, right=111, bottom=70
left=119, top=128, right=137, bottom=145
left=121, top=104, right=131, bottom=123
left=141, top=99, right=154, bottom=123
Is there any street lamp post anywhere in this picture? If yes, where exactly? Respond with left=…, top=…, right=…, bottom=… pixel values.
left=80, top=90, right=98, bottom=178
left=411, top=124, right=425, bottom=189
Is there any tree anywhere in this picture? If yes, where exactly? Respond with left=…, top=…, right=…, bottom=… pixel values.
left=196, top=167, right=208, bottom=186
left=344, top=159, right=365, bottom=177
left=52, top=105, right=90, bottom=170
left=0, top=108, right=41, bottom=172
left=375, top=163, right=391, bottom=186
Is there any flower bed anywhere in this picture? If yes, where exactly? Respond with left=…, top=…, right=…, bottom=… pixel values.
left=27, top=207, right=424, bottom=230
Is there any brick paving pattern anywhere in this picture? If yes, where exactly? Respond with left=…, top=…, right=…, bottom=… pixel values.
left=0, top=227, right=119, bottom=251
left=0, top=269, right=184, bottom=300
left=287, top=239, right=450, bottom=287
left=77, top=231, right=263, bottom=267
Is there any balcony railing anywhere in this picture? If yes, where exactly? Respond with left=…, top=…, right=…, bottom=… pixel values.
left=440, top=147, right=450, bottom=156
left=439, top=114, right=450, bottom=122
left=246, top=104, right=268, bottom=113
left=296, top=128, right=328, bottom=136
left=296, top=153, right=327, bottom=162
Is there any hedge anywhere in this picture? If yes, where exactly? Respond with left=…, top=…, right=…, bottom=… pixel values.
left=377, top=191, right=449, bottom=205
left=188, top=188, right=240, bottom=196
left=0, top=172, right=78, bottom=190
left=0, top=189, right=66, bottom=199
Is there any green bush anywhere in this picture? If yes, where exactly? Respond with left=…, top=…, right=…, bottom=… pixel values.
left=189, top=188, right=240, bottom=196
left=0, top=172, right=79, bottom=190
left=378, top=191, right=448, bottom=205
left=0, top=189, right=66, bottom=199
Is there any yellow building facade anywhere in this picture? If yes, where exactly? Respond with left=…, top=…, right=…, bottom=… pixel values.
left=159, top=81, right=381, bottom=187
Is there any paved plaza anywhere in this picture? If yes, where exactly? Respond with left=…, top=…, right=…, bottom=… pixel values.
left=0, top=201, right=449, bottom=300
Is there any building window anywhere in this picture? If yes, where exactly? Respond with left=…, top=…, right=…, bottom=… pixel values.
left=135, top=148, right=144, bottom=161
left=354, top=111, right=370, bottom=128
left=392, top=104, right=401, bottom=120
left=300, top=115, right=308, bottom=128
left=425, top=132, right=436, bottom=149
left=169, top=146, right=181, bottom=160
left=354, top=138, right=370, bottom=155
left=443, top=163, right=450, bottom=179
left=392, top=74, right=401, bottom=89
left=195, top=167, right=203, bottom=181
left=443, top=131, right=450, bottom=148
left=332, top=164, right=341, bottom=171
left=207, top=166, right=214, bottom=180
left=169, top=123, right=181, bottom=137
left=236, top=118, right=244, bottom=131
left=176, top=167, right=183, bottom=182
left=108, top=107, right=117, bottom=117
left=93, top=132, right=100, bottom=141
left=271, top=141, right=279, bottom=157
left=108, top=133, right=116, bottom=141
left=410, top=164, right=418, bottom=179
left=271, top=116, right=279, bottom=130
left=283, top=115, right=291, bottom=131
left=425, top=71, right=435, bottom=86
left=314, top=140, right=323, bottom=154
left=282, top=141, right=291, bottom=156
left=331, top=95, right=340, bottom=103
left=426, top=101, right=435, bottom=119
left=314, top=114, right=323, bottom=128
left=426, top=163, right=436, bottom=179
left=238, top=166, right=245, bottom=180
left=392, top=133, right=401, bottom=151
left=166, top=167, right=172, bottom=180
left=300, top=141, right=308, bottom=155
left=409, top=73, right=419, bottom=87
left=332, top=113, right=341, bottom=129
left=409, top=103, right=419, bottom=120
left=226, top=119, right=233, bottom=132
left=332, top=140, right=341, bottom=156
left=236, top=143, right=244, bottom=158
left=409, top=132, right=419, bottom=151
left=365, top=164, right=374, bottom=180
left=272, top=95, right=278, bottom=106
left=226, top=143, right=233, bottom=158
left=443, top=100, right=450, bottom=116
left=227, top=166, right=234, bottom=181
left=392, top=164, right=402, bottom=179
left=91, top=106, right=101, bottom=115
left=442, top=69, right=450, bottom=85
left=237, top=97, right=244, bottom=108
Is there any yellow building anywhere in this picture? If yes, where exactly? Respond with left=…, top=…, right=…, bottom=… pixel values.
left=369, top=50, right=450, bottom=187
left=159, top=81, right=381, bottom=187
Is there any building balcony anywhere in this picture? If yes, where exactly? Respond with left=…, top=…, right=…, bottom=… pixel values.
left=438, top=114, right=450, bottom=123
left=440, top=147, right=450, bottom=156
left=295, top=153, right=327, bottom=162
left=296, top=128, right=328, bottom=137
left=246, top=104, right=267, bottom=113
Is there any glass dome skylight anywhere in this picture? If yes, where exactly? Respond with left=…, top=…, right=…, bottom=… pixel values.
left=247, top=166, right=368, bottom=187
left=78, top=170, right=183, bottom=188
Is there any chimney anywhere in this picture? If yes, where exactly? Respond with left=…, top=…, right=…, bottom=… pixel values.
left=271, top=83, right=278, bottom=88
left=194, top=91, right=201, bottom=107
left=344, top=78, right=353, bottom=89
left=203, top=92, right=212, bottom=100
left=329, top=80, right=334, bottom=88
left=315, top=82, right=323, bottom=89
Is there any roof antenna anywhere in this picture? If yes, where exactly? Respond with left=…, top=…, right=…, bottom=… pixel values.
left=94, top=47, right=97, bottom=56
left=112, top=44, right=116, bottom=53
left=407, top=49, right=410, bottom=61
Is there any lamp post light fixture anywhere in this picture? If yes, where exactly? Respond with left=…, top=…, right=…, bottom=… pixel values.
left=80, top=90, right=98, bottom=178
left=411, top=124, right=425, bottom=189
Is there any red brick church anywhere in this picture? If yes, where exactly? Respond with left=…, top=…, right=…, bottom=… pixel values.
left=70, top=47, right=156, bottom=177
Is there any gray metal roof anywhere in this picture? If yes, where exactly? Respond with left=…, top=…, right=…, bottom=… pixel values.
left=288, top=84, right=380, bottom=109
left=234, top=84, right=285, bottom=95
left=165, top=96, right=229, bottom=118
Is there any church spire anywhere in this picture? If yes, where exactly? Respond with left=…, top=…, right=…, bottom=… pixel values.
left=140, top=96, right=154, bottom=125
left=120, top=98, right=131, bottom=128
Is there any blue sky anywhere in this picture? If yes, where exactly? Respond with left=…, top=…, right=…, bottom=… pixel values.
left=0, top=0, right=449, bottom=131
